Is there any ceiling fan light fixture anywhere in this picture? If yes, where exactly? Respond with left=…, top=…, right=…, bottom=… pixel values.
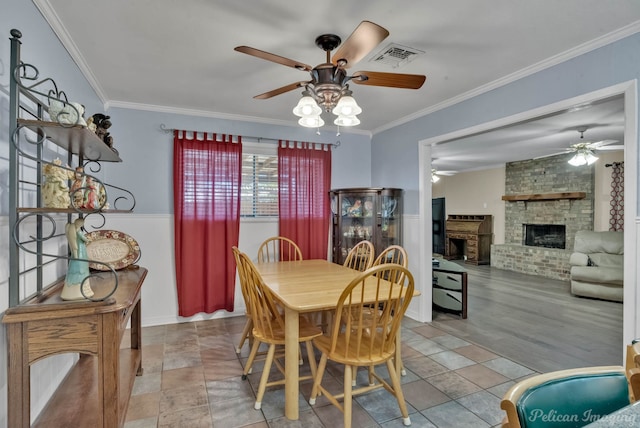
left=431, top=169, right=440, bottom=183
left=293, top=94, right=322, bottom=117
left=298, top=115, right=325, bottom=128
left=331, top=94, right=362, bottom=116
left=296, top=86, right=363, bottom=128
left=568, top=149, right=598, bottom=166
left=334, top=114, right=360, bottom=127
left=586, top=152, right=599, bottom=165
left=568, top=154, right=587, bottom=166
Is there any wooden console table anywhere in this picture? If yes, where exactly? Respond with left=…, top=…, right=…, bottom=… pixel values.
left=2, top=267, right=147, bottom=428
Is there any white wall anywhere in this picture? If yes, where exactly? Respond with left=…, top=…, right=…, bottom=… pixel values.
left=103, top=213, right=422, bottom=326
left=431, top=168, right=506, bottom=245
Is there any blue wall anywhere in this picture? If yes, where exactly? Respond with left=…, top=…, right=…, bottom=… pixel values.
left=105, top=108, right=371, bottom=214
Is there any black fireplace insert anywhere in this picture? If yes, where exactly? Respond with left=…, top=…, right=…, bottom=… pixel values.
left=523, top=224, right=566, bottom=249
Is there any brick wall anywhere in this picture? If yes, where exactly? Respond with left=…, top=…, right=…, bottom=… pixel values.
left=491, top=155, right=594, bottom=280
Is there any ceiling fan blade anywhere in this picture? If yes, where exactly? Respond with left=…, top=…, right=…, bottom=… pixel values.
left=352, top=71, right=426, bottom=89
left=254, top=81, right=311, bottom=99
left=533, top=151, right=571, bottom=160
left=596, top=144, right=624, bottom=151
left=589, top=139, right=619, bottom=148
left=331, top=21, right=389, bottom=68
left=235, top=46, right=313, bottom=72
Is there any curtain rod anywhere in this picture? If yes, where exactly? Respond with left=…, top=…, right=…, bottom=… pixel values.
left=605, top=161, right=624, bottom=167
left=159, top=123, right=340, bottom=148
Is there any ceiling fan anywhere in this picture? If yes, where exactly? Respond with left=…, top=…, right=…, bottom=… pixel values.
left=234, top=21, right=426, bottom=127
left=431, top=168, right=457, bottom=182
left=536, top=126, right=622, bottom=165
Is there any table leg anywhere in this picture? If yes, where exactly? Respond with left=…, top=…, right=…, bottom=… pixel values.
left=284, top=306, right=299, bottom=420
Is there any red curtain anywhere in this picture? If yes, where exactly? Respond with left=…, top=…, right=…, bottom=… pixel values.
left=173, top=130, right=242, bottom=317
left=278, top=141, right=332, bottom=259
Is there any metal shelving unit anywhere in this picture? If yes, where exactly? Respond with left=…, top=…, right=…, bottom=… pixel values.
left=4, top=29, right=143, bottom=428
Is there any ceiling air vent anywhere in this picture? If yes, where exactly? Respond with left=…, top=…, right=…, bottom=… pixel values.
left=369, top=43, right=424, bottom=68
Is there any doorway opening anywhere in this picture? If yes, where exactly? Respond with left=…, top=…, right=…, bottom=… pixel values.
left=419, top=81, right=637, bottom=359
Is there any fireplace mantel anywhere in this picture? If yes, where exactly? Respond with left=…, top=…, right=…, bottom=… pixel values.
left=501, top=192, right=586, bottom=202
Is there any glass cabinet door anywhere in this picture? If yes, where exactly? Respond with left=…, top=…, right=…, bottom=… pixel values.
left=379, top=190, right=402, bottom=250
left=331, top=188, right=402, bottom=265
left=334, top=190, right=376, bottom=264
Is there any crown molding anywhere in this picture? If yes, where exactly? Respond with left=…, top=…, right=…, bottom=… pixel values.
left=373, top=20, right=640, bottom=135
left=33, top=0, right=109, bottom=105
left=34, top=0, right=639, bottom=139
left=108, top=100, right=372, bottom=137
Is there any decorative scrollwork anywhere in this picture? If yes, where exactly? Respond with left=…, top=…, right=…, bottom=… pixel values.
left=12, top=213, right=118, bottom=301
left=105, top=183, right=136, bottom=212
left=11, top=123, right=47, bottom=157
left=14, top=60, right=85, bottom=128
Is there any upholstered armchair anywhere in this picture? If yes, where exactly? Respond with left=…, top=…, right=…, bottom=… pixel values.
left=500, top=366, right=630, bottom=428
left=569, top=230, right=623, bottom=302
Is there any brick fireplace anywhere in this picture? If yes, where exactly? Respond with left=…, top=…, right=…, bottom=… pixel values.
left=491, top=155, right=594, bottom=280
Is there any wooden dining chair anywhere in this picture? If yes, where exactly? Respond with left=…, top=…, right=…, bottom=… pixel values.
left=232, top=247, right=322, bottom=410
left=373, top=244, right=407, bottom=266
left=343, top=240, right=375, bottom=271
left=368, top=245, right=409, bottom=378
left=257, top=236, right=303, bottom=263
left=318, top=240, right=375, bottom=334
left=236, top=236, right=303, bottom=354
left=626, top=340, right=640, bottom=402
left=309, top=264, right=415, bottom=428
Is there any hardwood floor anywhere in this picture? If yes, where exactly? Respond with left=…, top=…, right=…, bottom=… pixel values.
left=430, top=262, right=624, bottom=373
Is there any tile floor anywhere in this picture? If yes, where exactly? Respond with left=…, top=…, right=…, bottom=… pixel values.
left=124, top=315, right=537, bottom=428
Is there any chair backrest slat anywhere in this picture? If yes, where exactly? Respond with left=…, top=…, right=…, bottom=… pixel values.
left=373, top=245, right=407, bottom=268
left=372, top=245, right=408, bottom=284
left=258, top=236, right=303, bottom=263
left=343, top=240, right=375, bottom=271
left=330, top=264, right=414, bottom=361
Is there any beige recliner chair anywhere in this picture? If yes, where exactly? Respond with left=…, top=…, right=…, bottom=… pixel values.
left=569, top=230, right=623, bottom=302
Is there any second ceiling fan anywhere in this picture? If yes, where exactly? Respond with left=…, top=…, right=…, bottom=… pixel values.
left=537, top=126, right=623, bottom=166
left=234, top=20, right=426, bottom=127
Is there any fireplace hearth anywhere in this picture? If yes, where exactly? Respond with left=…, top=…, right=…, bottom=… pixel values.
left=523, top=224, right=566, bottom=249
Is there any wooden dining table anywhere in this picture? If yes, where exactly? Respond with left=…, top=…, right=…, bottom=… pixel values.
left=255, top=259, right=418, bottom=420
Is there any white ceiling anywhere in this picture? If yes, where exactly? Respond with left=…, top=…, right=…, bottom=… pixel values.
left=35, top=0, right=639, bottom=172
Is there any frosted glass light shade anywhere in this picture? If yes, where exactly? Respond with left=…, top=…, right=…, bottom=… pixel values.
left=332, top=96, right=362, bottom=116
left=585, top=153, right=599, bottom=165
left=568, top=151, right=598, bottom=166
left=568, top=154, right=586, bottom=166
left=298, top=116, right=325, bottom=128
left=293, top=96, right=322, bottom=117
left=334, top=115, right=360, bottom=127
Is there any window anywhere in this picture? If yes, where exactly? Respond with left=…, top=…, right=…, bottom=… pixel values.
left=241, top=148, right=278, bottom=217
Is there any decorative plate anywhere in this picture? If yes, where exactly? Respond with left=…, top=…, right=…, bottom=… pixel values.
left=85, top=230, right=140, bottom=270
